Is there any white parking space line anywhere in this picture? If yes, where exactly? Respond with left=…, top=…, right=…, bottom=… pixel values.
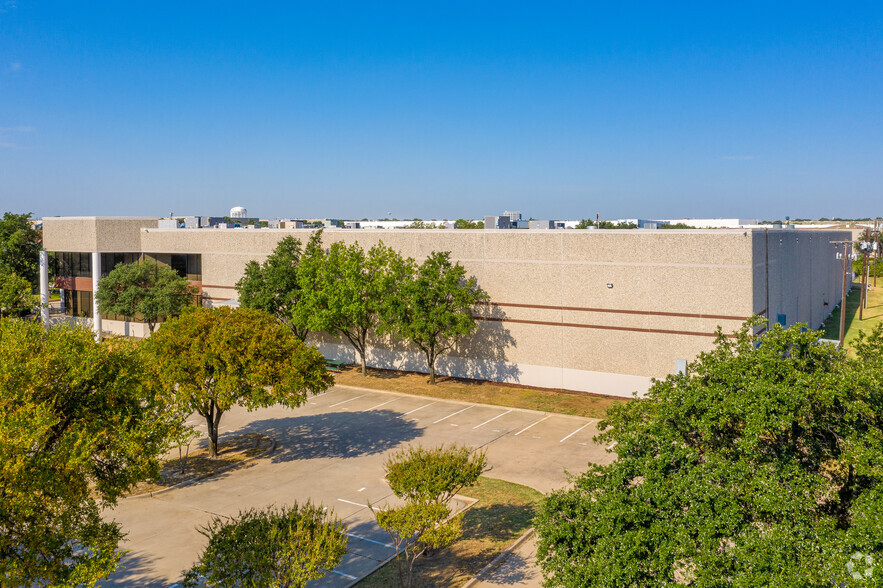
left=308, top=390, right=334, bottom=404
left=560, top=422, right=592, bottom=443
left=328, top=394, right=367, bottom=408
left=472, top=409, right=512, bottom=430
left=330, top=569, right=358, bottom=580
left=338, top=498, right=369, bottom=508
left=345, top=532, right=393, bottom=549
left=398, top=401, right=437, bottom=418
left=513, top=416, right=549, bottom=436
left=433, top=405, right=473, bottom=424
left=362, top=399, right=396, bottom=412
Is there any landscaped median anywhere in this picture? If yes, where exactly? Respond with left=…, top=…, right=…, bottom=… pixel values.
left=357, top=476, right=543, bottom=587
left=333, top=365, right=627, bottom=419
left=126, top=433, right=275, bottom=497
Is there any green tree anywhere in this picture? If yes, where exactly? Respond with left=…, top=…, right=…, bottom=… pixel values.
left=96, top=259, right=197, bottom=333
left=454, top=218, right=483, bottom=229
left=144, top=307, right=333, bottom=457
left=183, top=502, right=348, bottom=588
left=0, top=272, right=38, bottom=317
left=535, top=321, right=883, bottom=587
left=236, top=232, right=322, bottom=340
left=385, top=251, right=488, bottom=384
left=575, top=218, right=595, bottom=229
left=0, top=212, right=41, bottom=290
left=375, top=502, right=462, bottom=588
left=384, top=444, right=488, bottom=506
left=373, top=445, right=487, bottom=588
left=0, top=319, right=184, bottom=586
left=306, top=241, right=410, bottom=375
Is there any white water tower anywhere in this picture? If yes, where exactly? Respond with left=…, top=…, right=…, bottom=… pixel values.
left=230, top=206, right=247, bottom=218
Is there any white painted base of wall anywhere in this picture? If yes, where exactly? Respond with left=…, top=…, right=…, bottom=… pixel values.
left=101, top=319, right=154, bottom=338
left=316, top=343, right=652, bottom=399
left=96, top=320, right=652, bottom=398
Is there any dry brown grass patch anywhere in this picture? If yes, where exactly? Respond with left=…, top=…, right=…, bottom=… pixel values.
left=128, top=433, right=273, bottom=495
left=333, top=365, right=627, bottom=419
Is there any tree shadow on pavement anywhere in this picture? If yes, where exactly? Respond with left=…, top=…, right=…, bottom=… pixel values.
left=99, top=550, right=175, bottom=588
left=480, top=550, right=537, bottom=585
left=237, top=409, right=422, bottom=463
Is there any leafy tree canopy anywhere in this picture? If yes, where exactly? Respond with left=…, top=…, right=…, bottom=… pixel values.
left=374, top=444, right=486, bottom=588
left=96, top=259, right=196, bottom=332
left=384, top=251, right=487, bottom=384
left=236, top=232, right=322, bottom=340
left=536, top=321, right=883, bottom=587
left=0, top=271, right=38, bottom=317
left=144, top=307, right=333, bottom=457
left=305, top=240, right=411, bottom=375
left=0, top=211, right=41, bottom=289
left=0, top=319, right=184, bottom=586
left=454, top=219, right=483, bottom=229
left=375, top=502, right=462, bottom=588
left=575, top=218, right=638, bottom=229
left=184, top=502, right=347, bottom=588
left=385, top=444, right=488, bottom=505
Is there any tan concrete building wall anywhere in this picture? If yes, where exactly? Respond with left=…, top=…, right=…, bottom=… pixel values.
left=137, top=227, right=764, bottom=396
left=43, top=217, right=159, bottom=252
left=45, top=220, right=848, bottom=397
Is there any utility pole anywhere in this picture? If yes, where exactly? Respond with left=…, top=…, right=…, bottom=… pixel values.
left=860, top=228, right=870, bottom=320
left=875, top=219, right=880, bottom=288
left=831, top=239, right=853, bottom=348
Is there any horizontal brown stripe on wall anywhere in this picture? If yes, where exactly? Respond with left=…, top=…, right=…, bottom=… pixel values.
left=479, top=301, right=751, bottom=321
left=203, top=284, right=764, bottom=323
left=475, top=316, right=733, bottom=338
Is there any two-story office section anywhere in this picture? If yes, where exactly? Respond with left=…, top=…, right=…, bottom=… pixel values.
left=42, top=217, right=849, bottom=398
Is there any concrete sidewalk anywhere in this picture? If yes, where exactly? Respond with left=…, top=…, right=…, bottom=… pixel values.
left=469, top=532, right=542, bottom=588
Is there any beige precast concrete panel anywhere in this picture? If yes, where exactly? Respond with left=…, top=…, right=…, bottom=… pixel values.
left=42, top=217, right=159, bottom=253
left=42, top=218, right=99, bottom=252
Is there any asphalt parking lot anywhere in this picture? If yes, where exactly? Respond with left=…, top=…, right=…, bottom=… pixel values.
left=100, top=384, right=615, bottom=587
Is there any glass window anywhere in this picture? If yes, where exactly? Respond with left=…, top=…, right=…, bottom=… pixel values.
left=170, top=254, right=187, bottom=278
left=64, top=289, right=92, bottom=318
left=186, top=254, right=202, bottom=281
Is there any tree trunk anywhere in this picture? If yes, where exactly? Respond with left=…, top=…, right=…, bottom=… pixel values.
left=361, top=352, right=367, bottom=376
left=206, top=416, right=218, bottom=458
left=204, top=402, right=223, bottom=458
left=426, top=347, right=436, bottom=385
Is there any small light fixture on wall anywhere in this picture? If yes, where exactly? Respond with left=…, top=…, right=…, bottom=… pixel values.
left=607, top=283, right=613, bottom=289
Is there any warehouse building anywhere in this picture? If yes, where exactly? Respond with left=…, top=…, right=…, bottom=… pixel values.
left=41, top=217, right=849, bottom=397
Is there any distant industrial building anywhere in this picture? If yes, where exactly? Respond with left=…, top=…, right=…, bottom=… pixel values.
left=42, top=217, right=849, bottom=398
left=484, top=215, right=512, bottom=229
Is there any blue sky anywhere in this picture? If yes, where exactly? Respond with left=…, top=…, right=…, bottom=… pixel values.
left=1, top=2, right=881, bottom=220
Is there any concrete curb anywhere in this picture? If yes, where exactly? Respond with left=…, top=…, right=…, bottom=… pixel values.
left=338, top=493, right=480, bottom=588
left=126, top=438, right=277, bottom=500
left=333, top=383, right=600, bottom=423
left=460, top=527, right=536, bottom=588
